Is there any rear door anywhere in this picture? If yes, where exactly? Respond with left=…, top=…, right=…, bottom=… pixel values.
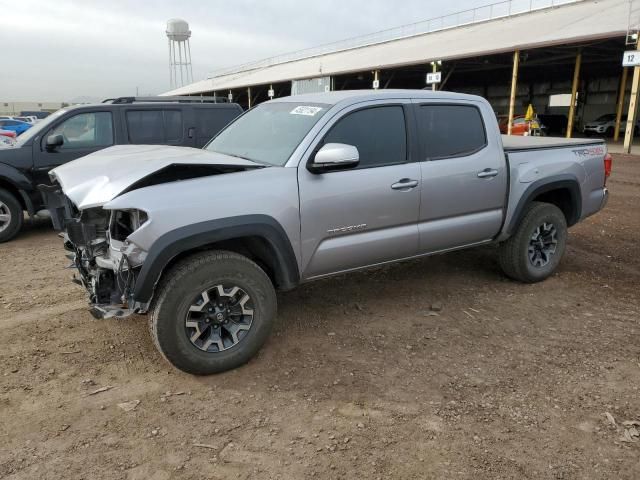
left=414, top=100, right=507, bottom=253
left=298, top=101, right=421, bottom=279
left=32, top=110, right=115, bottom=186
left=123, top=108, right=185, bottom=146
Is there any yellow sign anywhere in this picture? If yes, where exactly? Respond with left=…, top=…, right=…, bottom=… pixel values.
left=525, top=104, right=535, bottom=121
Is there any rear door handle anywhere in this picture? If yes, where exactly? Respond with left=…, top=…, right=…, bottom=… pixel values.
left=391, top=178, right=419, bottom=190
left=477, top=168, right=499, bottom=178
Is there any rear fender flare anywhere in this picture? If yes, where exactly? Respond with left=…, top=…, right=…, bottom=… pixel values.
left=506, top=175, right=581, bottom=235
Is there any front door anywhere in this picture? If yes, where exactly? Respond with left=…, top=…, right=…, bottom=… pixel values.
left=413, top=101, right=507, bottom=253
left=298, top=102, right=421, bottom=279
left=32, top=111, right=115, bottom=186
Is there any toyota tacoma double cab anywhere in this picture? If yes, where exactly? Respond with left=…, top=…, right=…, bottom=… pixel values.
left=42, top=90, right=611, bottom=375
left=0, top=96, right=241, bottom=242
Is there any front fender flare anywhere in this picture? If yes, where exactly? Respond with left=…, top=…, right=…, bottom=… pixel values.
left=132, top=215, right=299, bottom=304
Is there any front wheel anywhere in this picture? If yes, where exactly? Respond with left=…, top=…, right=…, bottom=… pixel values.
left=0, top=188, right=24, bottom=243
left=149, top=251, right=277, bottom=375
left=498, top=202, right=568, bottom=283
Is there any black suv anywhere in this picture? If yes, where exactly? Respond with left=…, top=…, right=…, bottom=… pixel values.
left=0, top=96, right=243, bottom=242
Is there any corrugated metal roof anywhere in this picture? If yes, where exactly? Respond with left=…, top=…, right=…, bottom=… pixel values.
left=163, top=0, right=629, bottom=96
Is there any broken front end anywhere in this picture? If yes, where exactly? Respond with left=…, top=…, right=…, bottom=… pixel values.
left=41, top=185, right=149, bottom=319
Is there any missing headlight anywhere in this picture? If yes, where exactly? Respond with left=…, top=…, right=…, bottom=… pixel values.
left=110, top=209, right=148, bottom=241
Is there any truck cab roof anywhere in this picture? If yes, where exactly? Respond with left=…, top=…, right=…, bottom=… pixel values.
left=269, top=89, right=487, bottom=107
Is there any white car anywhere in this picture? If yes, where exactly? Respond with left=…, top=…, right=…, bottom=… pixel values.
left=583, top=114, right=638, bottom=137
left=0, top=134, right=16, bottom=148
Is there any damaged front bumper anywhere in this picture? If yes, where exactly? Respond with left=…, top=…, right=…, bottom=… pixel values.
left=41, top=185, right=150, bottom=318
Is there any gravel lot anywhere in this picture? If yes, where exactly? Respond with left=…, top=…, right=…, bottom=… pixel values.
left=1, top=153, right=639, bottom=480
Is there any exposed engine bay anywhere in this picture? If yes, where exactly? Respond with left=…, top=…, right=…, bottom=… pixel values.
left=39, top=152, right=265, bottom=319
left=41, top=185, right=149, bottom=319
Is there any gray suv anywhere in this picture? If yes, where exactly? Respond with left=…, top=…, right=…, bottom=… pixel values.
left=44, top=90, right=611, bottom=375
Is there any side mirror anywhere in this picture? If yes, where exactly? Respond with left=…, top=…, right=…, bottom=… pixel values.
left=309, top=143, right=359, bottom=173
left=46, top=134, right=64, bottom=150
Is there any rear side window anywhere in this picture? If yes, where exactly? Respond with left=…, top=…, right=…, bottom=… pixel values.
left=126, top=110, right=183, bottom=144
left=323, top=106, right=407, bottom=169
left=417, top=104, right=486, bottom=160
left=194, top=107, right=240, bottom=147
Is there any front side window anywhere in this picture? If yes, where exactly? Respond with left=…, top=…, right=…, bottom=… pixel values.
left=417, top=104, right=486, bottom=160
left=323, top=106, right=407, bottom=169
left=49, top=112, right=114, bottom=150
left=206, top=102, right=329, bottom=166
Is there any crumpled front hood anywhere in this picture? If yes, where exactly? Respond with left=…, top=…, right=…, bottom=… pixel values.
left=50, top=145, right=260, bottom=209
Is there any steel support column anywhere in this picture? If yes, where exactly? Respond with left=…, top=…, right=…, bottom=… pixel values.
left=507, top=50, right=520, bottom=136
left=614, top=68, right=628, bottom=142
left=432, top=62, right=437, bottom=91
left=566, top=51, right=582, bottom=139
left=247, top=87, right=252, bottom=109
left=623, top=65, right=640, bottom=153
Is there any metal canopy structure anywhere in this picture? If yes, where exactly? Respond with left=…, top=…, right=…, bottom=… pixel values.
left=162, top=0, right=629, bottom=96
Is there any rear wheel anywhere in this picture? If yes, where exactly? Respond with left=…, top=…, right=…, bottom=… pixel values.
left=149, top=250, right=277, bottom=375
left=498, top=202, right=567, bottom=283
left=0, top=189, right=23, bottom=243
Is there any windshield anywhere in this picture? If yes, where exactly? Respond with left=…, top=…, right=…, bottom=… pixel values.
left=14, top=108, right=69, bottom=146
left=206, top=102, right=330, bottom=166
left=595, top=114, right=616, bottom=122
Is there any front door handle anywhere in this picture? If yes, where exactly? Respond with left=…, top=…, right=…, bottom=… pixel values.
left=391, top=178, right=419, bottom=190
left=477, top=168, right=499, bottom=179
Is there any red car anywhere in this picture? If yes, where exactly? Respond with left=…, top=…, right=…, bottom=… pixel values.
left=498, top=115, right=543, bottom=136
left=0, top=129, right=17, bottom=138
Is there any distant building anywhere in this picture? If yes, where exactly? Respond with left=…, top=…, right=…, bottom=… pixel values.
left=162, top=0, right=634, bottom=135
left=0, top=101, right=69, bottom=116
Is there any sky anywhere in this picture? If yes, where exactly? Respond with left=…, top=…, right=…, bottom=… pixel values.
left=1, top=0, right=486, bottom=102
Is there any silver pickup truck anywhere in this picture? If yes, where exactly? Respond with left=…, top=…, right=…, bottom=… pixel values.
left=43, top=90, right=611, bottom=374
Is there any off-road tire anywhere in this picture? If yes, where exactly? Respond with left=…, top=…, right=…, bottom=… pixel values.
left=149, top=250, right=277, bottom=375
left=498, top=202, right=567, bottom=283
left=0, top=188, right=23, bottom=243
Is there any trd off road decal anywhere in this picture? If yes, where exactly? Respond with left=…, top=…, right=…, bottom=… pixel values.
left=572, top=146, right=605, bottom=158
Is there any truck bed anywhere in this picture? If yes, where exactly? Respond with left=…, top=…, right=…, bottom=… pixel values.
left=501, top=135, right=604, bottom=152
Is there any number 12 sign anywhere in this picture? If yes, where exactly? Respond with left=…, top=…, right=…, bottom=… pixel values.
left=623, top=51, right=640, bottom=67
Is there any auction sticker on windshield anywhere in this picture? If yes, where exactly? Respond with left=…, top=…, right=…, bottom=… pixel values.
left=290, top=106, right=323, bottom=116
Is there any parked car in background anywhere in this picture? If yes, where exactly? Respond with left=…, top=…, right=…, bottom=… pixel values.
left=43, top=90, right=611, bottom=374
left=14, top=116, right=38, bottom=124
left=0, top=119, right=33, bottom=135
left=0, top=96, right=242, bottom=242
left=0, top=134, right=16, bottom=148
left=498, top=115, right=545, bottom=136
left=0, top=129, right=17, bottom=139
left=20, top=111, right=51, bottom=120
left=583, top=113, right=638, bottom=137
left=537, top=114, right=568, bottom=136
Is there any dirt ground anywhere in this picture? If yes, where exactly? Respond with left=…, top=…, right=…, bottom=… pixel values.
left=1, top=154, right=639, bottom=480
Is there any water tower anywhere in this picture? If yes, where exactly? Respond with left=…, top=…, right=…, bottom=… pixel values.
left=166, top=19, right=194, bottom=90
